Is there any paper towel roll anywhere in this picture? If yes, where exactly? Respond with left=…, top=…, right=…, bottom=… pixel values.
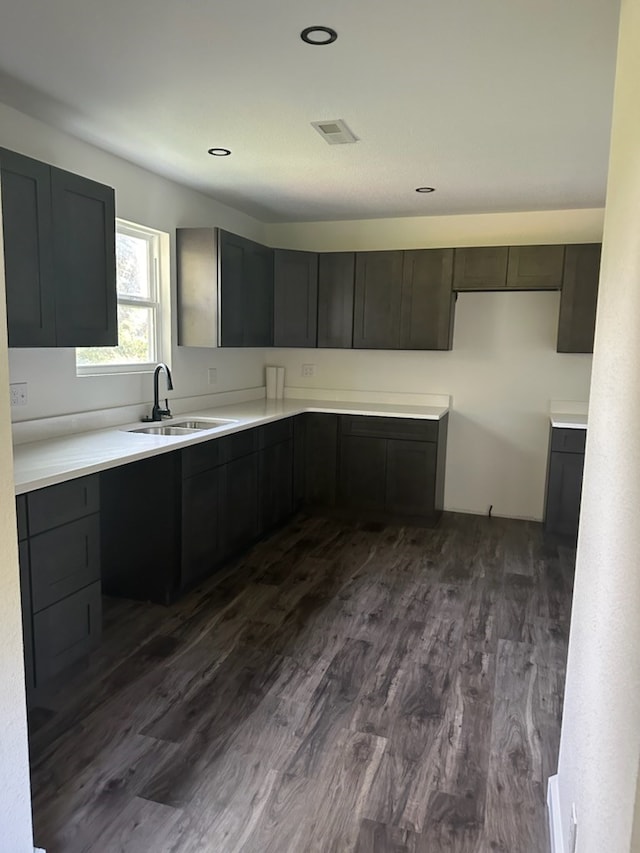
left=265, top=366, right=277, bottom=399
left=276, top=366, right=285, bottom=400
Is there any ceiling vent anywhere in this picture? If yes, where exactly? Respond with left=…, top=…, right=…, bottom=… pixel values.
left=311, top=119, right=358, bottom=145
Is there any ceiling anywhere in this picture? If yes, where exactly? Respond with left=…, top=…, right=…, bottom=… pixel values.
left=0, top=0, right=621, bottom=223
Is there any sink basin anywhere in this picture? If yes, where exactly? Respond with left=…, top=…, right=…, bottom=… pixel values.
left=127, top=418, right=237, bottom=436
left=172, top=419, right=237, bottom=429
left=129, top=425, right=201, bottom=436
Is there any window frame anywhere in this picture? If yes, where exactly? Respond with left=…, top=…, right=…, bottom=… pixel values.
left=76, top=219, right=170, bottom=376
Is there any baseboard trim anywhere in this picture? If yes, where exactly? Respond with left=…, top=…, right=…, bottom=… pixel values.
left=548, top=774, right=565, bottom=853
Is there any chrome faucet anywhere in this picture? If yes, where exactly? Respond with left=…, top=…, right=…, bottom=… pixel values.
left=143, top=363, right=174, bottom=422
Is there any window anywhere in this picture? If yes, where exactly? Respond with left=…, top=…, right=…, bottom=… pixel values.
left=76, top=220, right=169, bottom=374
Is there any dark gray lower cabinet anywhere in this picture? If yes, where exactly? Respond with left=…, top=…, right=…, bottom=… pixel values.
left=259, top=421, right=294, bottom=534
left=19, top=474, right=103, bottom=702
left=544, top=427, right=586, bottom=537
left=337, top=415, right=447, bottom=522
left=302, top=413, right=339, bottom=507
left=219, top=453, right=259, bottom=560
left=181, top=466, right=220, bottom=591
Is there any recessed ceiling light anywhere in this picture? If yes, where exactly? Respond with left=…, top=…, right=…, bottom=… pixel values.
left=301, top=26, right=338, bottom=45
left=415, top=187, right=436, bottom=193
left=208, top=147, right=231, bottom=156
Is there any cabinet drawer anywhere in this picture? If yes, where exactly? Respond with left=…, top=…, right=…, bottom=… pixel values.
left=182, top=439, right=220, bottom=478
left=30, top=514, right=100, bottom=612
left=28, top=474, right=99, bottom=535
left=551, top=428, right=586, bottom=454
left=16, top=494, right=27, bottom=541
left=33, top=581, right=101, bottom=686
left=259, top=418, right=293, bottom=449
left=219, top=428, right=258, bottom=463
left=340, top=415, right=439, bottom=443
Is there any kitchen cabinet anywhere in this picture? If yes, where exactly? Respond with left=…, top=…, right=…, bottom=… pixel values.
left=353, top=251, right=404, bottom=349
left=506, top=245, right=565, bottom=290
left=453, top=246, right=509, bottom=290
left=20, top=475, right=102, bottom=700
left=317, top=252, right=355, bottom=348
left=400, top=249, right=455, bottom=350
left=544, top=427, right=586, bottom=537
left=101, top=453, right=180, bottom=604
left=337, top=415, right=447, bottom=522
left=219, top=456, right=259, bottom=560
left=0, top=147, right=117, bottom=347
left=219, top=229, right=274, bottom=347
left=557, top=243, right=601, bottom=353
left=302, top=413, right=339, bottom=507
left=181, top=443, right=221, bottom=591
left=258, top=420, right=294, bottom=534
left=273, top=249, right=318, bottom=347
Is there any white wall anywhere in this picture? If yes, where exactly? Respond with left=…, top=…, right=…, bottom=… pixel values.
left=556, top=1, right=640, bottom=850
left=0, top=101, right=267, bottom=422
left=267, top=210, right=602, bottom=520
left=0, top=183, right=34, bottom=851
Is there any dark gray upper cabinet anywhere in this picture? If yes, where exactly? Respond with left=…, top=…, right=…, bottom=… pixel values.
left=557, top=244, right=602, bottom=353
left=273, top=249, right=318, bottom=347
left=1, top=148, right=116, bottom=348
left=219, top=229, right=274, bottom=347
left=353, top=251, right=404, bottom=349
left=400, top=249, right=455, bottom=350
left=0, top=149, right=56, bottom=346
left=507, top=245, right=565, bottom=290
left=453, top=246, right=509, bottom=290
left=317, top=252, right=355, bottom=348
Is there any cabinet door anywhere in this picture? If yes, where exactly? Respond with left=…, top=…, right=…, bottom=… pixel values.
left=386, top=439, right=437, bottom=517
left=18, top=541, right=34, bottom=695
left=100, top=453, right=180, bottom=605
left=259, top=439, right=293, bottom=534
left=218, top=230, right=247, bottom=347
left=219, top=453, right=258, bottom=559
left=303, top=413, right=338, bottom=507
left=338, top=436, right=387, bottom=511
left=244, top=241, right=274, bottom=346
left=51, top=167, right=117, bottom=347
left=557, top=244, right=601, bottom=353
left=317, top=252, right=355, bottom=348
left=0, top=148, right=56, bottom=347
left=33, top=581, right=102, bottom=686
left=273, top=249, right=318, bottom=347
left=181, top=467, right=220, bottom=589
left=353, top=251, right=403, bottom=349
left=453, top=247, right=508, bottom=290
left=400, top=249, right=455, bottom=350
left=507, top=245, right=565, bottom=289
left=545, top=450, right=584, bottom=537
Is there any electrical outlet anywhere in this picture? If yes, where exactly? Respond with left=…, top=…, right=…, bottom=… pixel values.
left=10, top=382, right=27, bottom=407
left=208, top=367, right=218, bottom=385
left=301, top=364, right=316, bottom=377
left=569, top=803, right=578, bottom=853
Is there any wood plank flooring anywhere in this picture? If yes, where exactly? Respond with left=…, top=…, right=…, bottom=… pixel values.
left=28, top=512, right=574, bottom=853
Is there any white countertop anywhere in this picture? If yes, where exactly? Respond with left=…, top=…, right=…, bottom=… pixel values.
left=550, top=412, right=588, bottom=430
left=12, top=398, right=449, bottom=495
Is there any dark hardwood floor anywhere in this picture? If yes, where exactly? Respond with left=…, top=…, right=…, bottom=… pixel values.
left=28, top=512, right=574, bottom=853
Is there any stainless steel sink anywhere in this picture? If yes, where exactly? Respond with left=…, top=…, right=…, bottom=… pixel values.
left=172, top=419, right=237, bottom=429
left=129, top=425, right=202, bottom=436
left=127, top=418, right=237, bottom=436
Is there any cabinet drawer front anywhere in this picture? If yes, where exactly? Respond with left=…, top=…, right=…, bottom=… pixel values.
left=182, top=439, right=220, bottom=478
left=16, top=494, right=28, bottom=541
left=219, top=428, right=258, bottom=463
left=30, top=514, right=100, bottom=612
left=551, top=428, right=586, bottom=454
left=340, top=415, right=439, bottom=442
left=259, top=418, right=293, bottom=449
left=33, top=581, right=102, bottom=686
left=28, top=474, right=99, bottom=534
